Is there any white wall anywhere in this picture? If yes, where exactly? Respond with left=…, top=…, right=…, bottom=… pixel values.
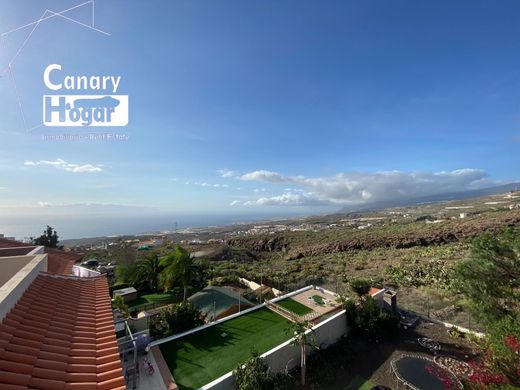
left=0, top=254, right=47, bottom=321
left=72, top=265, right=101, bottom=277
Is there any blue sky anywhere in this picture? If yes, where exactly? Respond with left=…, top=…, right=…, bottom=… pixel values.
left=1, top=0, right=519, bottom=231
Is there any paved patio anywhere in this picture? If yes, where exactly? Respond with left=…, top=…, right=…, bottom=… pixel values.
left=289, top=286, right=341, bottom=316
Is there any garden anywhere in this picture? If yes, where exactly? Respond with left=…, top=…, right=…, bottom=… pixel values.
left=158, top=307, right=292, bottom=390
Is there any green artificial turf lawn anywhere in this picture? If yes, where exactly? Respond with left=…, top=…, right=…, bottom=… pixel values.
left=276, top=298, right=313, bottom=316
left=159, top=307, right=292, bottom=390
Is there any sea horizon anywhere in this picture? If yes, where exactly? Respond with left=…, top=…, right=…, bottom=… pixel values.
left=0, top=211, right=313, bottom=241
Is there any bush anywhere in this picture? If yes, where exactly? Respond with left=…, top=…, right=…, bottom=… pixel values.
left=234, top=351, right=291, bottom=390
left=149, top=303, right=204, bottom=339
left=349, top=278, right=371, bottom=298
left=113, top=295, right=130, bottom=318
left=342, top=296, right=399, bottom=340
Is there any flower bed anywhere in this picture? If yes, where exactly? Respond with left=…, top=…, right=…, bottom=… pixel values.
left=434, top=355, right=473, bottom=378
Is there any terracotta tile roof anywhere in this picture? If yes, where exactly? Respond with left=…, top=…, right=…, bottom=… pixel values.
left=0, top=238, right=81, bottom=275
left=45, top=248, right=81, bottom=275
left=0, top=273, right=125, bottom=390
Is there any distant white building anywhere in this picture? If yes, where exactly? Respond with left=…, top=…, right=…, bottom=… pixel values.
left=459, top=213, right=467, bottom=219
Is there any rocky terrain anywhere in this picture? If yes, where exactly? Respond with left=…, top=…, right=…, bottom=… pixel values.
left=226, top=210, right=520, bottom=260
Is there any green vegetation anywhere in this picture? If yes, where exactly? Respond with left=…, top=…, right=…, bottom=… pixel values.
left=451, top=228, right=520, bottom=386
left=113, top=295, right=130, bottom=317
left=349, top=278, right=371, bottom=298
left=452, top=229, right=520, bottom=326
left=385, top=258, right=454, bottom=288
left=149, top=302, right=203, bottom=339
left=311, top=295, right=325, bottom=305
left=135, top=252, right=162, bottom=291
left=160, top=245, right=197, bottom=301
left=285, top=320, right=315, bottom=386
left=276, top=298, right=312, bottom=316
left=234, top=351, right=291, bottom=390
left=159, top=308, right=292, bottom=390
left=126, top=292, right=176, bottom=309
left=343, top=297, right=399, bottom=340
left=113, top=244, right=206, bottom=317
left=32, top=225, right=61, bottom=249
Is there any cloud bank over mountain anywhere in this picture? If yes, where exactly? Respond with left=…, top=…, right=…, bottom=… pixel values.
left=224, top=168, right=499, bottom=207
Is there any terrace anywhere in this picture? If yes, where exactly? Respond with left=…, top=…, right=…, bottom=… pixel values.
left=270, top=286, right=342, bottom=323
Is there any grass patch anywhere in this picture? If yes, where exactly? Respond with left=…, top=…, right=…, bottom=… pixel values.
left=276, top=298, right=313, bottom=316
left=345, top=374, right=374, bottom=390
left=311, top=295, right=325, bottom=305
left=159, top=307, right=292, bottom=390
left=127, top=292, right=175, bottom=309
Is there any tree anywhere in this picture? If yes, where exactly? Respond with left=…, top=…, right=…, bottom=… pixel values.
left=149, top=302, right=203, bottom=339
left=135, top=251, right=162, bottom=291
left=355, top=297, right=383, bottom=337
left=340, top=296, right=398, bottom=339
left=32, top=225, right=61, bottom=248
left=452, top=229, right=520, bottom=326
left=285, top=320, right=315, bottom=386
left=115, top=263, right=139, bottom=285
left=452, top=229, right=520, bottom=385
left=234, top=351, right=291, bottom=390
left=349, top=278, right=371, bottom=300
left=159, top=245, right=195, bottom=301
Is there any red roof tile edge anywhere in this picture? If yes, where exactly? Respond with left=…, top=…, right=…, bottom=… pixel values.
left=0, top=273, right=125, bottom=390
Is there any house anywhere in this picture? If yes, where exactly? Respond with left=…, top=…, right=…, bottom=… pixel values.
left=0, top=238, right=125, bottom=390
left=188, top=286, right=254, bottom=321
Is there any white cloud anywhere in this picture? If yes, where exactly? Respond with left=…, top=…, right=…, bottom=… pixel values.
left=0, top=187, right=7, bottom=190
left=230, top=200, right=241, bottom=206
left=240, top=170, right=287, bottom=182
left=228, top=168, right=496, bottom=207
left=184, top=180, right=230, bottom=189
left=217, top=168, right=238, bottom=178
left=243, top=192, right=332, bottom=207
left=24, top=158, right=103, bottom=173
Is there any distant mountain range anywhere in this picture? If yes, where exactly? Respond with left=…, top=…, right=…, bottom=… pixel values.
left=338, top=182, right=520, bottom=213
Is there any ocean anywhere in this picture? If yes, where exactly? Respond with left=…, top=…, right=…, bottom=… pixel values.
left=0, top=211, right=307, bottom=240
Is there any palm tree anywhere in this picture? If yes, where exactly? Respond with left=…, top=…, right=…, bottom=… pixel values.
left=286, top=320, right=315, bottom=386
left=159, top=245, right=194, bottom=301
left=136, top=251, right=162, bottom=291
